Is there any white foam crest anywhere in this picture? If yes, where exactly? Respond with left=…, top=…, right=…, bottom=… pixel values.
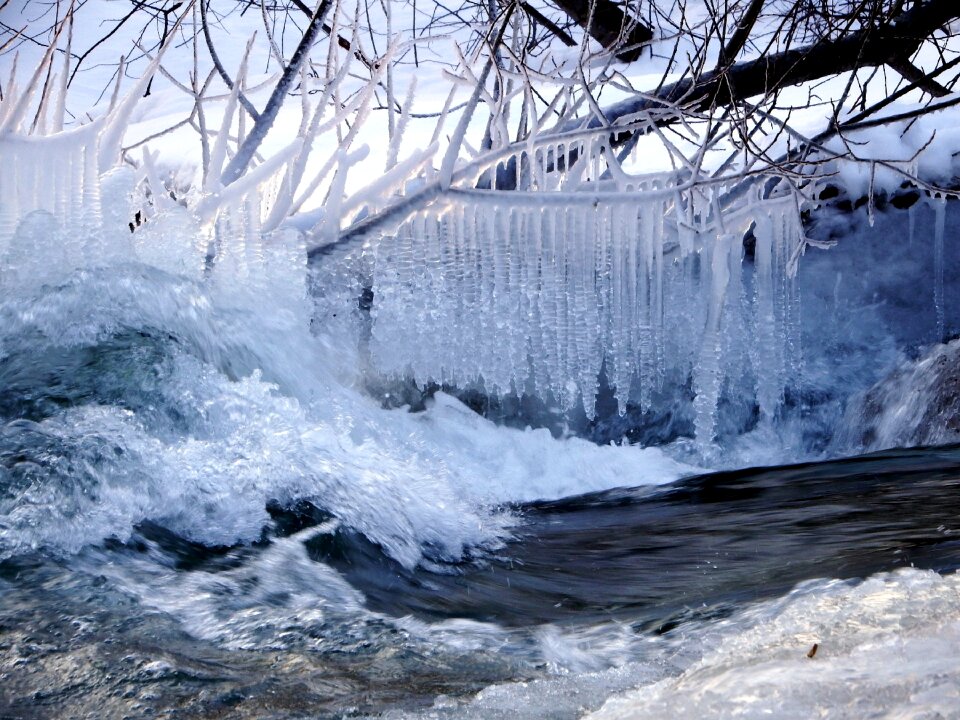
left=0, top=310, right=519, bottom=565
left=0, top=255, right=693, bottom=566
left=87, top=529, right=370, bottom=651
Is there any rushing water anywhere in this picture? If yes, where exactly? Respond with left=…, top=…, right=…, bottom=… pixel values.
left=2, top=244, right=960, bottom=718
left=2, top=444, right=960, bottom=719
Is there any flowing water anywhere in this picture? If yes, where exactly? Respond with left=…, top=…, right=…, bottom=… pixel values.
left=1, top=258, right=960, bottom=719
left=1, top=187, right=960, bottom=719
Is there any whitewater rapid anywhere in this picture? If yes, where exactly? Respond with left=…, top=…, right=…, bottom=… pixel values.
left=0, top=254, right=695, bottom=568
left=2, top=166, right=959, bottom=720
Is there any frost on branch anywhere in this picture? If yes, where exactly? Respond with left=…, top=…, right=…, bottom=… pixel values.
left=0, top=16, right=311, bottom=319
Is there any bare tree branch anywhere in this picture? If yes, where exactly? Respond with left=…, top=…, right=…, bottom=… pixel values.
left=888, top=56, right=950, bottom=97
left=717, top=0, right=766, bottom=69
left=200, top=0, right=262, bottom=121
left=220, top=0, right=331, bottom=185
left=550, top=0, right=653, bottom=62
left=596, top=0, right=960, bottom=134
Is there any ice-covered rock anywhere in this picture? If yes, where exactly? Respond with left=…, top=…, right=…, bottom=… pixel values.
left=837, top=338, right=960, bottom=452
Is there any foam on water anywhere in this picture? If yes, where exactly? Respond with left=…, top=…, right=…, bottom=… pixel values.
left=588, top=568, right=960, bottom=720
left=364, top=568, right=960, bottom=720
left=0, top=188, right=695, bottom=567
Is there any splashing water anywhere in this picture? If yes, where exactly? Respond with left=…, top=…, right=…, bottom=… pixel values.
left=0, top=156, right=695, bottom=568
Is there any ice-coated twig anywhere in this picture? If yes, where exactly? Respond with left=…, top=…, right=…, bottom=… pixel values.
left=220, top=0, right=332, bottom=186
left=261, top=58, right=355, bottom=232
left=340, top=142, right=438, bottom=219
left=106, top=55, right=126, bottom=114
left=287, top=51, right=389, bottom=216
left=439, top=58, right=494, bottom=190
left=195, top=137, right=304, bottom=224
left=97, top=4, right=190, bottom=173
left=386, top=77, right=416, bottom=171
left=0, top=23, right=64, bottom=135
left=314, top=145, right=370, bottom=246
left=438, top=5, right=515, bottom=190
left=204, top=39, right=252, bottom=193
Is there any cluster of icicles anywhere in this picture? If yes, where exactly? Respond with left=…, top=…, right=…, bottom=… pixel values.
left=353, top=175, right=803, bottom=442
left=1, top=33, right=805, bottom=443
left=0, top=130, right=302, bottom=309
left=0, top=35, right=307, bottom=311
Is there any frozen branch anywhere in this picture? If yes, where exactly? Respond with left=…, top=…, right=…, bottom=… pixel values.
left=219, top=0, right=331, bottom=186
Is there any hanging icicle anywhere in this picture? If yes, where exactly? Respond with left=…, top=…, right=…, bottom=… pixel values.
left=357, top=166, right=804, bottom=440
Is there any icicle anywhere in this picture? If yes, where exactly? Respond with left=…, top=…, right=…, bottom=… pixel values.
left=456, top=203, right=474, bottom=384
left=693, top=232, right=734, bottom=445
left=511, top=206, right=526, bottom=390
left=581, top=204, right=601, bottom=415
left=783, top=209, right=803, bottom=380
left=626, top=202, right=640, bottom=408
left=54, top=140, right=72, bottom=221
left=81, top=139, right=103, bottom=238
left=637, top=201, right=657, bottom=409
left=69, top=137, right=86, bottom=230
left=478, top=200, right=496, bottom=387
left=540, top=206, right=559, bottom=401
left=493, top=202, right=512, bottom=393
left=570, top=204, right=590, bottom=414
left=612, top=202, right=631, bottom=413
left=556, top=206, right=574, bottom=409
left=0, top=142, right=19, bottom=251
left=934, top=196, right=946, bottom=342
left=460, top=202, right=479, bottom=383
left=19, top=143, right=37, bottom=217
left=752, top=211, right=780, bottom=421
left=653, top=198, right=666, bottom=389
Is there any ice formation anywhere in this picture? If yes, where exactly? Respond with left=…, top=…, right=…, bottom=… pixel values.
left=1, top=33, right=805, bottom=448
left=934, top=195, right=946, bottom=342
left=332, top=138, right=806, bottom=443
left=0, top=33, right=310, bottom=325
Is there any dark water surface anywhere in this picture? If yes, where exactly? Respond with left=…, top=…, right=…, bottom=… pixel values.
left=2, top=445, right=960, bottom=719
left=321, top=444, right=960, bottom=628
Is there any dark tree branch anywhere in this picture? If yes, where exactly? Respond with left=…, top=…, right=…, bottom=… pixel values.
left=717, top=0, right=766, bottom=69
left=67, top=5, right=139, bottom=87
left=518, top=1, right=576, bottom=47
left=201, top=0, right=261, bottom=121
left=843, top=52, right=960, bottom=127
left=288, top=0, right=373, bottom=70
left=601, top=0, right=959, bottom=129
left=550, top=0, right=653, bottom=62
left=888, top=56, right=950, bottom=97
left=144, top=1, right=183, bottom=97
left=220, top=0, right=330, bottom=185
